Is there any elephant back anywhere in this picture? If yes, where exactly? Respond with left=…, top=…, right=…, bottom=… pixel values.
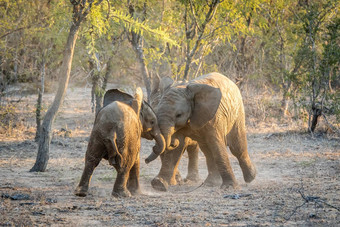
left=103, top=89, right=134, bottom=107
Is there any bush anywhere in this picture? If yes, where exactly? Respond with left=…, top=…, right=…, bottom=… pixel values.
left=0, top=104, right=22, bottom=135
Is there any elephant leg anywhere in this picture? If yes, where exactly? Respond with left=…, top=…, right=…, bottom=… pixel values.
left=151, top=143, right=185, bottom=191
left=185, top=142, right=200, bottom=182
left=228, top=122, right=256, bottom=183
left=202, top=139, right=237, bottom=189
left=198, top=143, right=221, bottom=187
left=169, top=145, right=186, bottom=185
left=174, top=167, right=183, bottom=185
left=112, top=167, right=131, bottom=197
left=113, top=147, right=133, bottom=198
left=75, top=141, right=104, bottom=197
left=127, top=158, right=141, bottom=195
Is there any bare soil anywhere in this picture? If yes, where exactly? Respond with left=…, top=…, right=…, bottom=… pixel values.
left=0, top=85, right=339, bottom=226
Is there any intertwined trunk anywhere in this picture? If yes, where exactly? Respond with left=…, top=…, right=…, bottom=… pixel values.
left=145, top=127, right=166, bottom=163
left=159, top=124, right=179, bottom=150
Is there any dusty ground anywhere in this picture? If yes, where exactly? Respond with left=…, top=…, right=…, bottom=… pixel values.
left=0, top=85, right=339, bottom=226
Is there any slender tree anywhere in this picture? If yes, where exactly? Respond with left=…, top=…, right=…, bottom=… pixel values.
left=291, top=0, right=339, bottom=133
left=35, top=52, right=46, bottom=142
left=30, top=0, right=103, bottom=172
left=182, top=0, right=221, bottom=80
left=126, top=0, right=152, bottom=101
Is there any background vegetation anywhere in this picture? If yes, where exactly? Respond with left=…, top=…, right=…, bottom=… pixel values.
left=1, top=0, right=339, bottom=143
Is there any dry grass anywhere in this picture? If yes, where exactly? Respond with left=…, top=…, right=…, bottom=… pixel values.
left=0, top=84, right=339, bottom=226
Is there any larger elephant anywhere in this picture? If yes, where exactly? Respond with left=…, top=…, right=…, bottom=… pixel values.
left=148, top=76, right=200, bottom=191
left=151, top=72, right=256, bottom=189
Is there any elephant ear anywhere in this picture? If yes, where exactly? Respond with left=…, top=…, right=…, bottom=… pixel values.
left=103, top=89, right=133, bottom=107
left=149, top=74, right=161, bottom=109
left=187, top=83, right=222, bottom=130
left=160, top=76, right=174, bottom=94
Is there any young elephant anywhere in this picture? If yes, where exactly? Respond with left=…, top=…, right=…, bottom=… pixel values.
left=148, top=76, right=201, bottom=191
left=148, top=72, right=256, bottom=189
left=75, top=88, right=165, bottom=197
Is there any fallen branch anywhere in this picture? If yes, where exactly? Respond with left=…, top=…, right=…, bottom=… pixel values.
left=177, top=182, right=205, bottom=194
left=285, top=184, right=340, bottom=221
left=223, top=193, right=252, bottom=199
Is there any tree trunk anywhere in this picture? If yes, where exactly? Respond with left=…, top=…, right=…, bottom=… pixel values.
left=13, top=47, right=18, bottom=83
left=182, top=54, right=192, bottom=81
left=134, top=44, right=151, bottom=102
left=182, top=0, right=220, bottom=80
left=309, top=107, right=322, bottom=133
left=102, top=56, right=112, bottom=92
left=280, top=82, right=291, bottom=118
left=89, top=53, right=105, bottom=116
left=127, top=1, right=151, bottom=101
left=92, top=40, right=119, bottom=114
left=0, top=63, right=5, bottom=104
left=95, top=61, right=111, bottom=112
left=30, top=23, right=80, bottom=172
left=280, top=95, right=289, bottom=117
left=35, top=58, right=45, bottom=142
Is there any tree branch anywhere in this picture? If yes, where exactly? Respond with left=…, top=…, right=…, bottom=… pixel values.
left=0, top=26, right=31, bottom=40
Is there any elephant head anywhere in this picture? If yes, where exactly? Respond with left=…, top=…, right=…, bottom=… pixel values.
left=150, top=76, right=192, bottom=149
left=155, top=81, right=222, bottom=150
left=103, top=89, right=165, bottom=163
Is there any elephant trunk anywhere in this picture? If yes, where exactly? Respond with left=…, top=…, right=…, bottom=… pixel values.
left=160, top=126, right=179, bottom=150
left=145, top=128, right=166, bottom=164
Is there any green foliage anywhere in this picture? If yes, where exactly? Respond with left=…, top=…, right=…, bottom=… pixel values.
left=0, top=0, right=339, bottom=129
left=290, top=0, right=339, bottom=122
left=0, top=1, right=71, bottom=84
left=110, top=9, right=178, bottom=47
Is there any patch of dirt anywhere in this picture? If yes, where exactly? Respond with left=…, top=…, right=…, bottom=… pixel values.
left=1, top=85, right=339, bottom=226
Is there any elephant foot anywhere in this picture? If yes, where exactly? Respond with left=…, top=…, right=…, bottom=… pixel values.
left=129, top=187, right=142, bottom=196
left=184, top=173, right=200, bottom=183
left=151, top=177, right=168, bottom=192
left=175, top=172, right=183, bottom=185
left=220, top=181, right=238, bottom=190
left=169, top=171, right=182, bottom=185
left=204, top=174, right=222, bottom=187
left=108, top=157, right=115, bottom=166
left=243, top=164, right=257, bottom=183
left=74, top=186, right=88, bottom=197
left=112, top=189, right=131, bottom=198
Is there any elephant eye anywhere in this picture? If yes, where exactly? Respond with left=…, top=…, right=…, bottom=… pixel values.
left=176, top=113, right=182, bottom=118
left=150, top=120, right=154, bottom=125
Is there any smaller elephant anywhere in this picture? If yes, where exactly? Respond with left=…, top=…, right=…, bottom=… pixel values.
left=75, top=87, right=165, bottom=197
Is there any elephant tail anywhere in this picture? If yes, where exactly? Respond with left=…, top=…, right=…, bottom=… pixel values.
left=105, top=132, right=123, bottom=168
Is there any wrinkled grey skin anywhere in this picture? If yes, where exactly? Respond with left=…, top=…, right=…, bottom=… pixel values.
left=103, top=89, right=165, bottom=162
left=151, top=72, right=256, bottom=189
left=75, top=88, right=165, bottom=197
left=148, top=76, right=200, bottom=191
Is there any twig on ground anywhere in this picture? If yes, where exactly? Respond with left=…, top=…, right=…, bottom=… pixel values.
left=284, top=183, right=340, bottom=221
left=177, top=182, right=205, bottom=194
left=223, top=193, right=252, bottom=199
